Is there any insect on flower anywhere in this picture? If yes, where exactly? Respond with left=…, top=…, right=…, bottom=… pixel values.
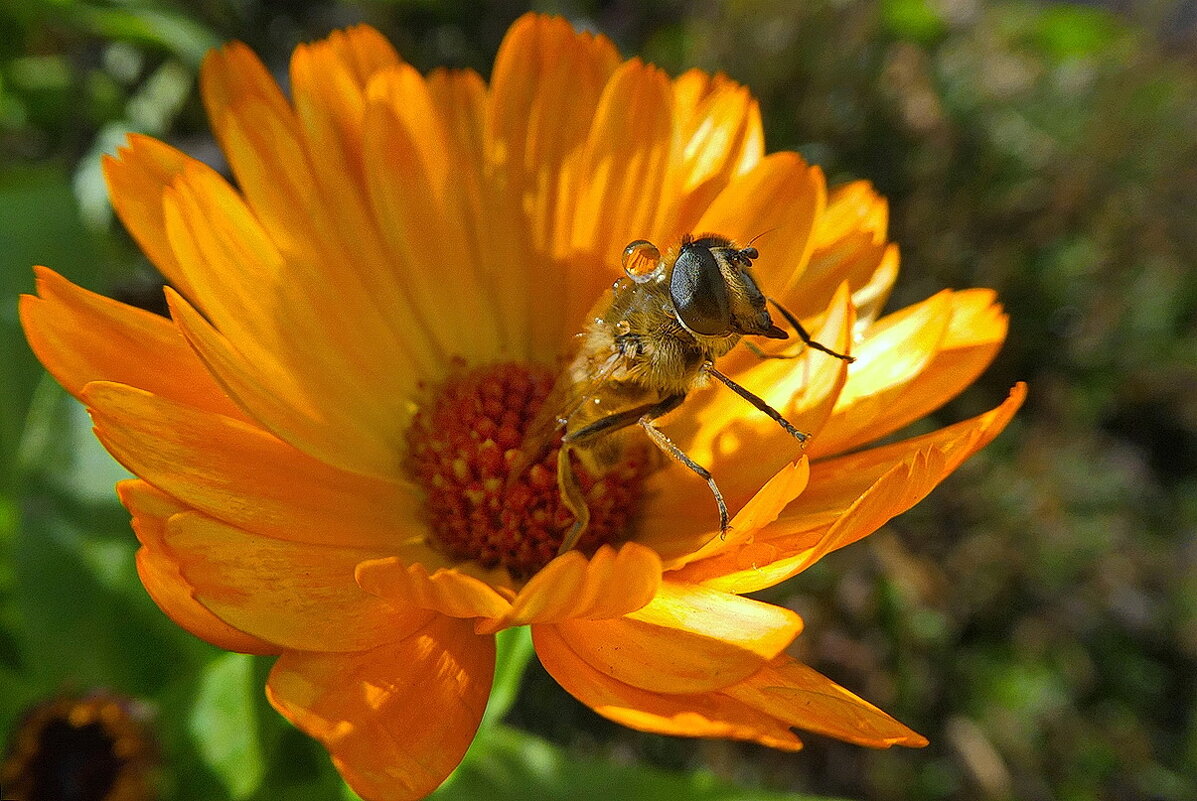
left=516, top=233, right=855, bottom=554
left=19, top=15, right=1025, bottom=798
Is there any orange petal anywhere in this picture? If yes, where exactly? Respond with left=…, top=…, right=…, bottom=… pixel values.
left=649, top=458, right=811, bottom=570
left=355, top=557, right=514, bottom=622
left=202, top=44, right=434, bottom=380
left=428, top=69, right=486, bottom=175
left=491, top=13, right=619, bottom=257
left=290, top=25, right=401, bottom=192
left=478, top=542, right=663, bottom=633
left=291, top=35, right=470, bottom=375
left=288, top=35, right=454, bottom=369
left=816, top=289, right=1009, bottom=456
left=786, top=180, right=894, bottom=321
left=101, top=134, right=193, bottom=295
left=665, top=70, right=764, bottom=236
left=561, top=60, right=675, bottom=321
left=487, top=13, right=620, bottom=358
left=267, top=615, right=494, bottom=801
left=551, top=581, right=802, bottom=694
left=814, top=180, right=889, bottom=247
left=165, top=289, right=404, bottom=481
left=19, top=267, right=241, bottom=418
left=849, top=242, right=900, bottom=326
left=797, top=231, right=892, bottom=324
left=694, top=152, right=826, bottom=297
left=831, top=290, right=952, bottom=407
left=533, top=624, right=801, bottom=750
left=806, top=381, right=1027, bottom=513
left=318, top=24, right=402, bottom=85
left=159, top=157, right=425, bottom=438
left=200, top=40, right=293, bottom=131
left=162, top=511, right=430, bottom=652
left=723, top=656, right=928, bottom=748
left=428, top=68, right=505, bottom=351
left=83, top=381, right=418, bottom=550
left=811, top=290, right=999, bottom=457
left=201, top=43, right=327, bottom=263
left=362, top=68, right=503, bottom=362
left=364, top=64, right=450, bottom=196
left=683, top=384, right=1026, bottom=592
left=289, top=35, right=372, bottom=190
left=201, top=42, right=366, bottom=317
left=120, top=480, right=276, bottom=655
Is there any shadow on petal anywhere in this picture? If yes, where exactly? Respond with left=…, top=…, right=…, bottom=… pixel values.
left=267, top=615, right=495, bottom=801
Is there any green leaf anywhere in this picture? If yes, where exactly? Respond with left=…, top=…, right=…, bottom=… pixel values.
left=190, top=652, right=266, bottom=800
left=6, top=377, right=213, bottom=713
left=1028, top=6, right=1119, bottom=61
left=483, top=625, right=535, bottom=727
left=0, top=166, right=100, bottom=493
left=19, top=380, right=132, bottom=504
left=881, top=0, right=946, bottom=44
left=60, top=3, right=221, bottom=68
left=12, top=470, right=196, bottom=688
left=74, top=59, right=194, bottom=228
left=436, top=724, right=855, bottom=801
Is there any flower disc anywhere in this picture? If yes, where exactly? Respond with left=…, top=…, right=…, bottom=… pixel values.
left=405, top=363, right=647, bottom=576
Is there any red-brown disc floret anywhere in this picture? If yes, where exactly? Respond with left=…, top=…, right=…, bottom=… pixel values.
left=406, top=363, right=646, bottom=577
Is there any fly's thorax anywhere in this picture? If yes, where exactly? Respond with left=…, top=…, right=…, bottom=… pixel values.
left=690, top=329, right=742, bottom=360
left=584, top=280, right=699, bottom=391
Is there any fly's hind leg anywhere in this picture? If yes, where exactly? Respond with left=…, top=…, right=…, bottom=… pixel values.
left=555, top=444, right=590, bottom=555
left=556, top=394, right=687, bottom=554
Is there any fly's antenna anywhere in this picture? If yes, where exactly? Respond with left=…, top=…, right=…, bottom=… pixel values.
left=744, top=228, right=777, bottom=248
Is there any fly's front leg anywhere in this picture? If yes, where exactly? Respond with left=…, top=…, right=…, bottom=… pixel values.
left=767, top=297, right=855, bottom=362
left=742, top=299, right=856, bottom=362
left=742, top=339, right=791, bottom=360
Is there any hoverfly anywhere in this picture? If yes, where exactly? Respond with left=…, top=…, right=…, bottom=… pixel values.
left=517, top=233, right=854, bottom=554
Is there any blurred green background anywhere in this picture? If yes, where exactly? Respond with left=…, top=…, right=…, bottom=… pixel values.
left=1, top=1, right=1195, bottom=800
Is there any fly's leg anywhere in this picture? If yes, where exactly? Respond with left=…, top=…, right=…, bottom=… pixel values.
left=742, top=339, right=789, bottom=360
left=705, top=365, right=809, bottom=443
left=555, top=444, right=590, bottom=555
left=766, top=297, right=855, bottom=362
left=561, top=399, right=673, bottom=447
left=637, top=412, right=729, bottom=536
left=556, top=394, right=686, bottom=554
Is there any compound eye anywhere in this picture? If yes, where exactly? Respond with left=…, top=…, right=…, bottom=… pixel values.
left=670, top=242, right=732, bottom=336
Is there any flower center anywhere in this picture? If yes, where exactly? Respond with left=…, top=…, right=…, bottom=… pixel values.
left=405, top=363, right=647, bottom=577
left=2, top=694, right=152, bottom=801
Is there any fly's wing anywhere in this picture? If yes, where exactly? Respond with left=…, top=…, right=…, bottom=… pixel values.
left=513, top=274, right=634, bottom=472
left=507, top=347, right=621, bottom=485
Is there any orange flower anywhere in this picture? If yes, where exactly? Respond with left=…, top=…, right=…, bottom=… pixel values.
left=21, top=14, right=1023, bottom=801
